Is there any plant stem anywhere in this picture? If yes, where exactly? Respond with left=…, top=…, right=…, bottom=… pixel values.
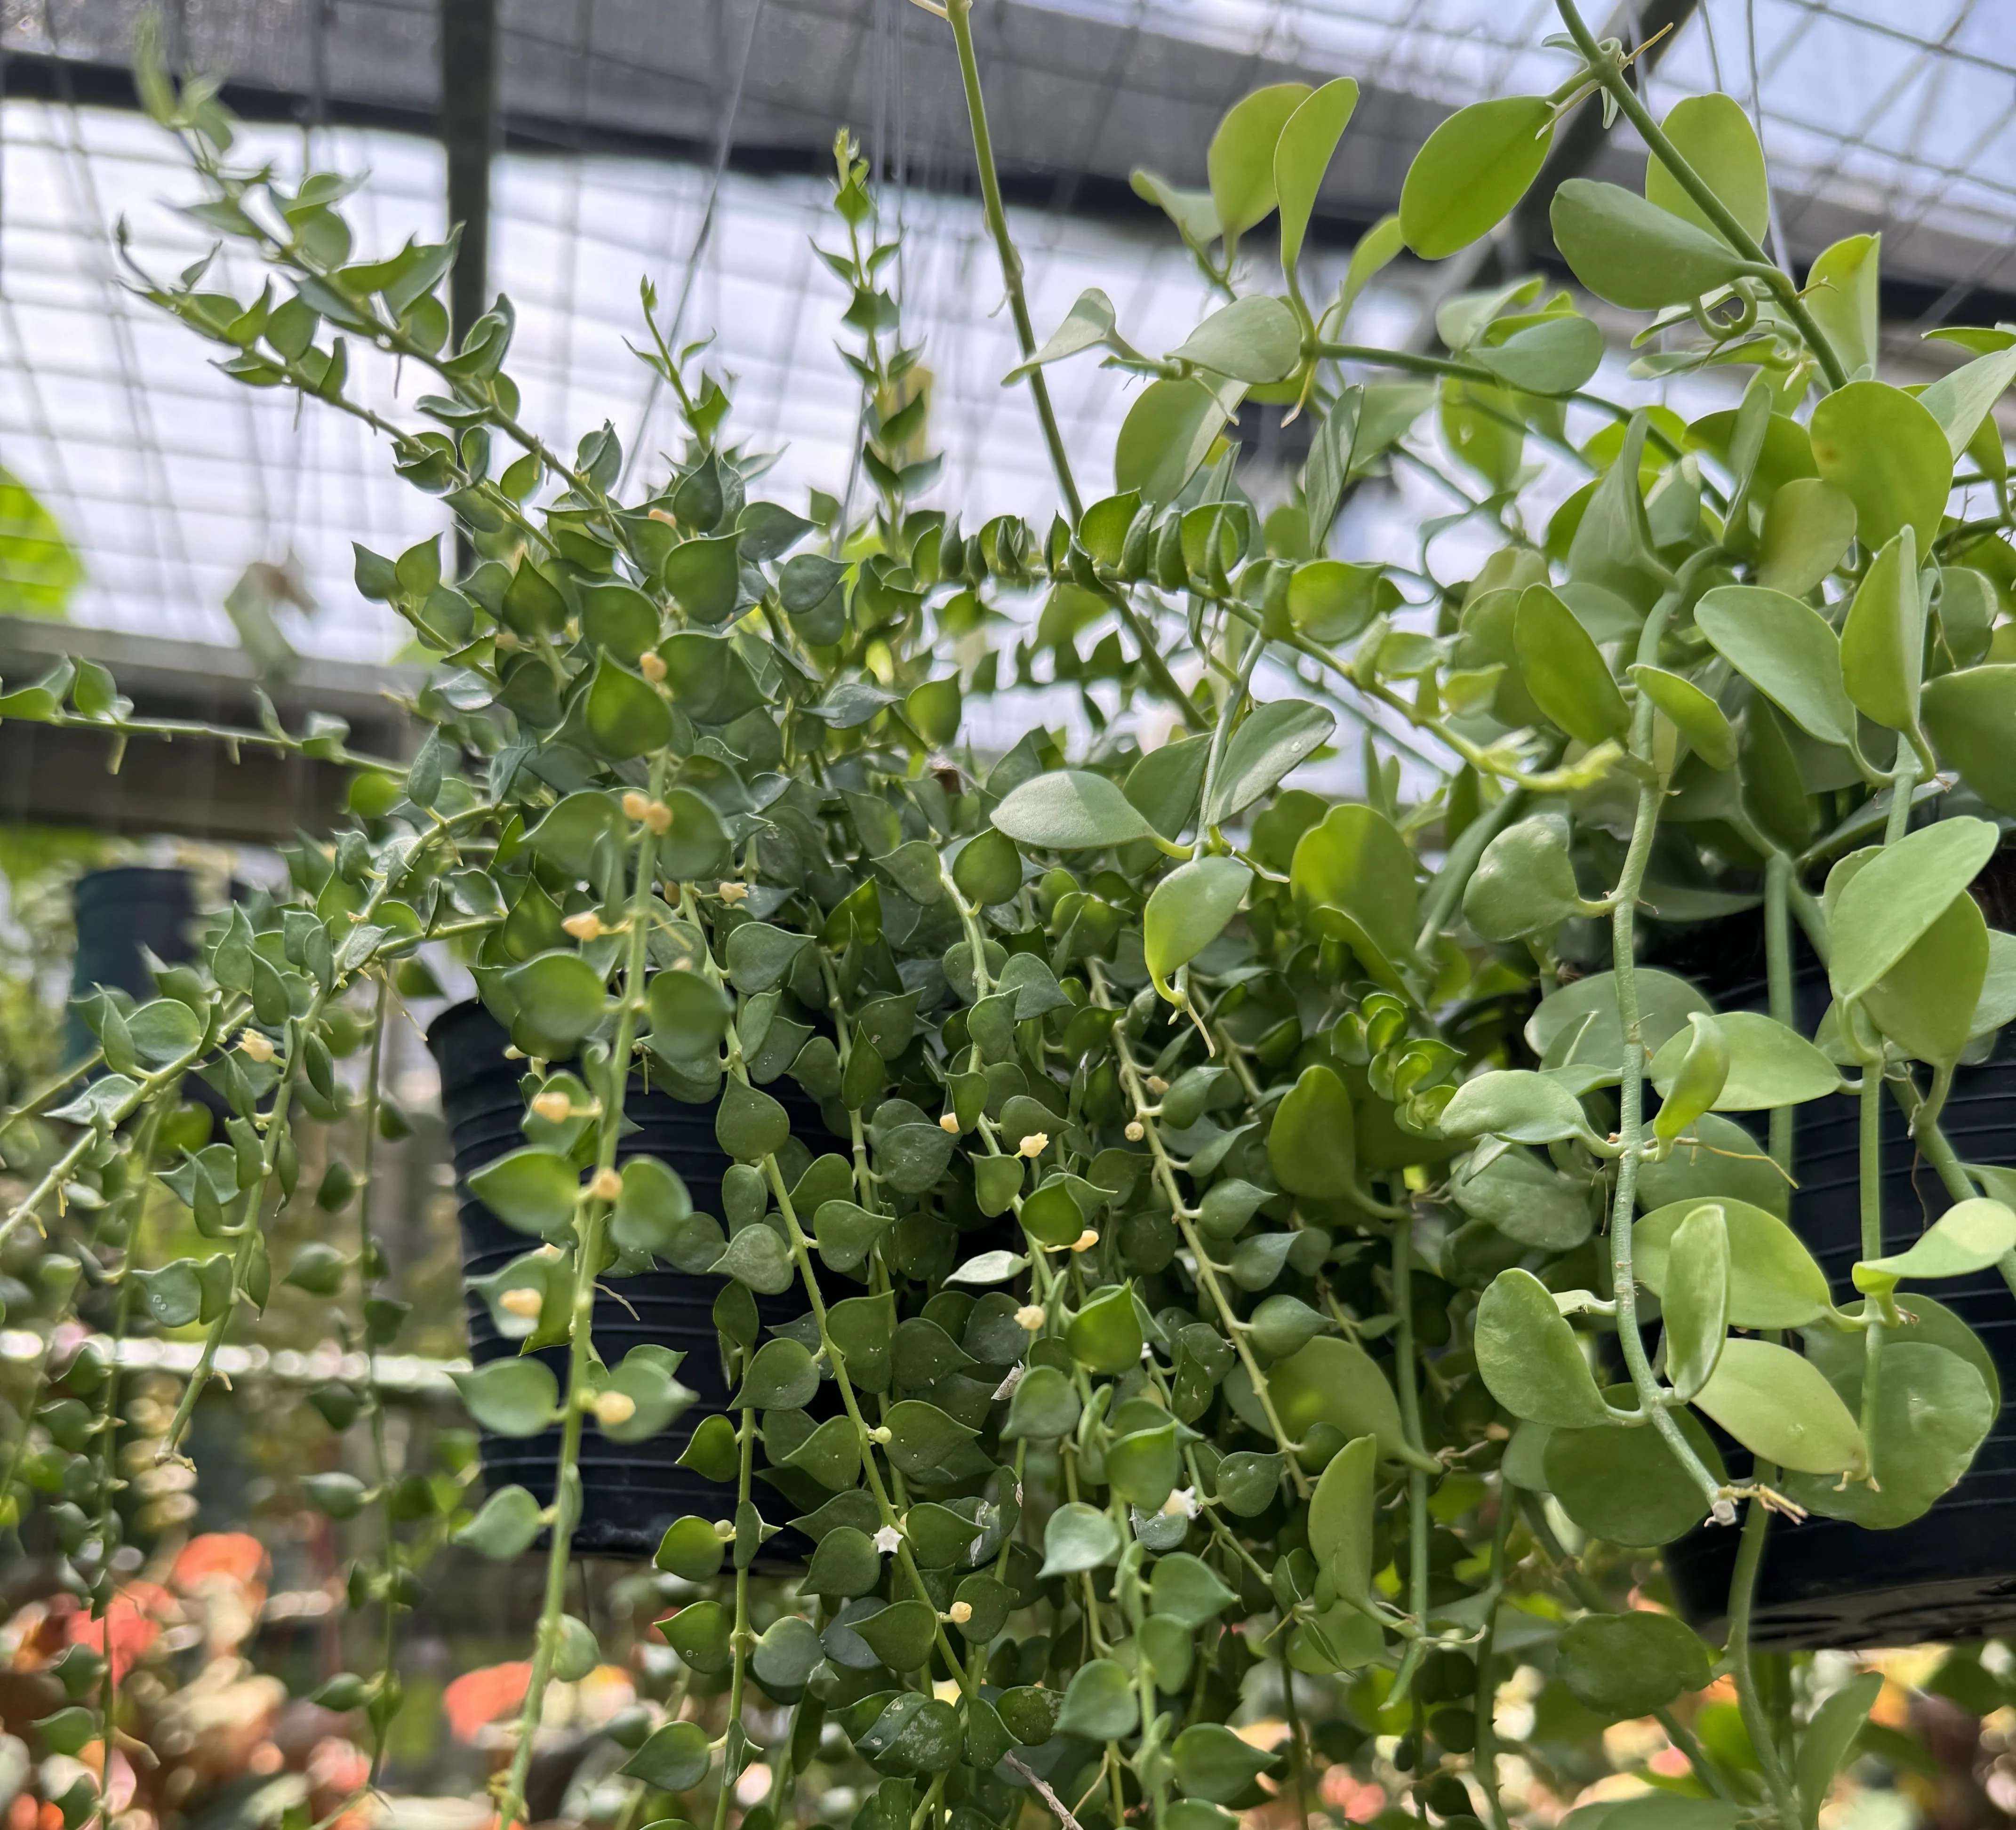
left=358, top=976, right=402, bottom=1779
left=1388, top=1216, right=1432, bottom=1702
left=1550, top=0, right=1848, bottom=392
left=1727, top=1494, right=1797, bottom=1818
left=1607, top=579, right=1729, bottom=1518
left=943, top=0, right=1082, bottom=521
left=1763, top=853, right=1795, bottom=1174
left=496, top=755, right=669, bottom=1830
left=713, top=1406, right=757, bottom=1830
left=1471, top=1496, right=1514, bottom=1830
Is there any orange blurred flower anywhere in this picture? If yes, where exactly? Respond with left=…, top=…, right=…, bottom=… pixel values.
left=444, top=1663, right=532, bottom=1743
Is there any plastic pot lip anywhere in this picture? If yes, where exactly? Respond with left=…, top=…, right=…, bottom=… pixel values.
left=73, top=863, right=202, bottom=907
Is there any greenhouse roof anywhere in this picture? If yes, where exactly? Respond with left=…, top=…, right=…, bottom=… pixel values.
left=0, top=0, right=2009, bottom=665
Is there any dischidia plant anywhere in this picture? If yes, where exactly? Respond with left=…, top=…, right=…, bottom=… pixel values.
left=5, top=3, right=2016, bottom=1830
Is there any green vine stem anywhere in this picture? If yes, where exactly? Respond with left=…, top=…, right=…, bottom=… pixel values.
left=941, top=0, right=1081, bottom=522
left=1726, top=1495, right=1797, bottom=1817
left=713, top=1401, right=757, bottom=1830
left=495, top=753, right=670, bottom=1829
left=357, top=975, right=404, bottom=1779
left=1762, top=854, right=1796, bottom=1174
left=1470, top=1497, right=1515, bottom=1830
left=1087, top=958, right=1315, bottom=1498
left=1386, top=1217, right=1432, bottom=1705
left=1550, top=0, right=1849, bottom=392
left=1606, top=566, right=1732, bottom=1520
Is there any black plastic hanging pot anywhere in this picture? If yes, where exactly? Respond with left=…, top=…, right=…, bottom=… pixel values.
left=1648, top=889, right=2016, bottom=1649
left=428, top=999, right=839, bottom=1560
left=67, top=865, right=206, bottom=1065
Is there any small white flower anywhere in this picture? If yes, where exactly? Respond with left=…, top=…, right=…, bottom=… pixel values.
left=873, top=1525, right=903, bottom=1554
left=1014, top=1304, right=1046, bottom=1332
left=1016, top=1132, right=1049, bottom=1159
left=1160, top=1488, right=1198, bottom=1519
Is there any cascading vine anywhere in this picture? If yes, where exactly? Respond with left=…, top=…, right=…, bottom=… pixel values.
left=4, top=4, right=2016, bottom=1830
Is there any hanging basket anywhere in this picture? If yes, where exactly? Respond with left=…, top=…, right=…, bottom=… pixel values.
left=427, top=1000, right=838, bottom=1561
left=1649, top=895, right=2016, bottom=1649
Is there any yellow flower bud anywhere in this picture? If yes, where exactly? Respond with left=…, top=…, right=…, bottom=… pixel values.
left=642, top=800, right=673, bottom=834
left=238, top=1030, right=276, bottom=1064
left=622, top=791, right=651, bottom=821
left=493, top=628, right=521, bottom=651
left=499, top=1287, right=544, bottom=1319
left=593, top=1390, right=637, bottom=1426
left=1017, top=1132, right=1049, bottom=1159
left=1069, top=1228, right=1100, bottom=1253
left=639, top=651, right=668, bottom=683
left=871, top=1425, right=894, bottom=1445
left=588, top=1166, right=623, bottom=1202
left=718, top=881, right=749, bottom=904
left=530, top=1090, right=573, bottom=1124
left=1146, top=1075, right=1169, bottom=1096
left=947, top=1601, right=973, bottom=1625
left=938, top=1113, right=961, bottom=1134
left=1014, top=1304, right=1046, bottom=1332
left=562, top=911, right=604, bottom=941
left=1125, top=1121, right=1145, bottom=1142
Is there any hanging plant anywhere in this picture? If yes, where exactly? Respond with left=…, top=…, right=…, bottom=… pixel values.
left=5, top=5, right=2016, bottom=1830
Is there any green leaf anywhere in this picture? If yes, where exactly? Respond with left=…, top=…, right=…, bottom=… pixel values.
left=861, top=1693, right=962, bottom=1776
left=1440, top=1070, right=1594, bottom=1147
left=1173, top=1723, right=1277, bottom=1804
left=1003, top=1364, right=1081, bottom=1440
left=1544, top=1403, right=1725, bottom=1547
left=1305, top=1433, right=1376, bottom=1601
left=1056, top=1658, right=1137, bottom=1740
left=657, top=787, right=732, bottom=881
left=1558, top=1613, right=1712, bottom=1719
left=0, top=470, right=83, bottom=616
left=1828, top=816, right=1998, bottom=1003
left=1692, top=1338, right=1865, bottom=1475
left=1757, top=478, right=1858, bottom=597
left=1265, top=1338, right=1406, bottom=1462
left=1629, top=665, right=1736, bottom=769
left=1924, top=665, right=2016, bottom=815
left=1267, top=1063, right=1356, bottom=1195
left=662, top=1600, right=732, bottom=1673
left=662, top=531, right=742, bottom=624
left=1107, top=1420, right=1180, bottom=1510
left=1275, top=79, right=1359, bottom=274
left=1805, top=233, right=1881, bottom=378
left=1206, top=698, right=1335, bottom=824
left=1636, top=1198, right=1830, bottom=1329
left=1855, top=1197, right=2016, bottom=1297
left=1662, top=1202, right=1729, bottom=1402
left=1785, top=1340, right=1992, bottom=1530
left=1450, top=1146, right=1593, bottom=1251
left=716, top=1078, right=790, bottom=1161
left=805, top=1525, right=880, bottom=1599
left=726, top=922, right=812, bottom=995
left=1150, top=1552, right=1239, bottom=1630
left=1918, top=344, right=2016, bottom=461
left=453, top=1358, right=559, bottom=1437
left=1513, top=584, right=1628, bottom=745
left=1400, top=96, right=1553, bottom=259
left=1475, top=1268, right=1614, bottom=1428
left=1289, top=802, right=1417, bottom=985
left=560, top=1615, right=601, bottom=1684
left=1648, top=1010, right=1841, bottom=1111
left=1170, top=296, right=1301, bottom=384
left=1115, top=378, right=1236, bottom=506
left=1694, top=584, right=1857, bottom=748
left=621, top=1719, right=712, bottom=1792
left=1551, top=179, right=1752, bottom=309
left=880, top=1399, right=979, bottom=1482
left=610, top=1156, right=693, bottom=1256
left=1644, top=93, right=1769, bottom=243
left=1130, top=169, right=1221, bottom=250
left=856, top=1599, right=938, bottom=1672
left=468, top=1147, right=577, bottom=1236
left=715, top=1224, right=793, bottom=1294
left=1040, top=1499, right=1120, bottom=1577
left=523, top=790, right=627, bottom=881
left=1840, top=527, right=1926, bottom=735
left=1652, top=1013, right=1729, bottom=1151
left=1208, top=83, right=1311, bottom=247
left=582, top=651, right=673, bottom=759
left=1798, top=1673, right=1884, bottom=1829
left=1809, top=380, right=1952, bottom=551
left=993, top=769, right=1159, bottom=851
left=1006, top=288, right=1118, bottom=382
left=1861, top=890, right=1988, bottom=1068
left=655, top=1514, right=727, bottom=1582
left=1474, top=314, right=1605, bottom=395
left=1144, top=856, right=1251, bottom=996
left=736, top=1337, right=819, bottom=1410
left=503, top=951, right=607, bottom=1049
left=1462, top=816, right=1594, bottom=941
left=1068, top=1282, right=1144, bottom=1374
